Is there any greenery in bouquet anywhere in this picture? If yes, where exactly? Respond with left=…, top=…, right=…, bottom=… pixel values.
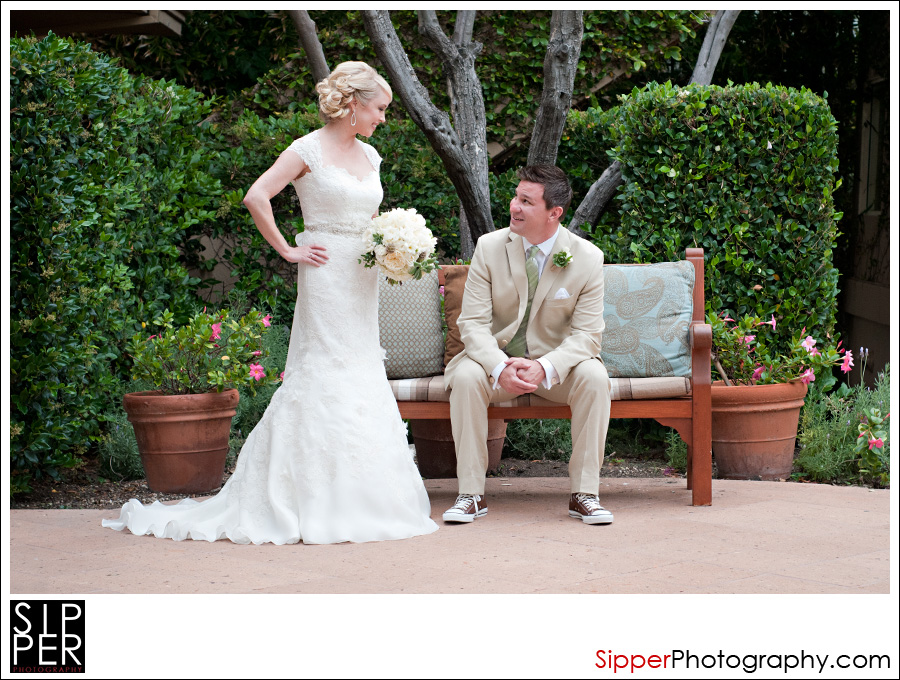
left=707, top=312, right=851, bottom=390
left=360, top=207, right=439, bottom=284
left=127, top=307, right=280, bottom=395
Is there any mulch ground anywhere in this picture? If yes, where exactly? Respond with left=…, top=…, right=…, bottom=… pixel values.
left=10, top=454, right=679, bottom=510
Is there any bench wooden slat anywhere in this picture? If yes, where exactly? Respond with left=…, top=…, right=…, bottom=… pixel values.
left=397, top=400, right=695, bottom=420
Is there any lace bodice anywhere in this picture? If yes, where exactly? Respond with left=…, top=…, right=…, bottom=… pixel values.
left=288, top=129, right=384, bottom=237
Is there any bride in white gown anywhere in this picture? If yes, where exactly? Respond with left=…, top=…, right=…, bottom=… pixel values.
left=103, top=62, right=439, bottom=545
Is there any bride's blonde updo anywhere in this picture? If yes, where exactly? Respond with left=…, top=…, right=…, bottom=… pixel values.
left=316, top=61, right=392, bottom=121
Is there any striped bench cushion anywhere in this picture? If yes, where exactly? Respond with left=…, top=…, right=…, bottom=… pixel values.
left=389, top=374, right=690, bottom=403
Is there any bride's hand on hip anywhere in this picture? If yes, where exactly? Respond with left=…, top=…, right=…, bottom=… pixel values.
left=283, top=244, right=329, bottom=267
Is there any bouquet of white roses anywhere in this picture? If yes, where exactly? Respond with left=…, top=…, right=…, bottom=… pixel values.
left=360, top=208, right=440, bottom=284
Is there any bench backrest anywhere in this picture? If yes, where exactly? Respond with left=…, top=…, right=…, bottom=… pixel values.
left=381, top=249, right=705, bottom=380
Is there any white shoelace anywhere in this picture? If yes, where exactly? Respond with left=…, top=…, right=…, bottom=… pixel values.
left=575, top=493, right=603, bottom=513
left=451, top=494, right=479, bottom=511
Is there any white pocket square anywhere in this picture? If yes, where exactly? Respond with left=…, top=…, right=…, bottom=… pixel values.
left=553, top=288, right=571, bottom=300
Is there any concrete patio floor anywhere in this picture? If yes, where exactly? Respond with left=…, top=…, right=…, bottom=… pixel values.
left=9, top=476, right=890, bottom=594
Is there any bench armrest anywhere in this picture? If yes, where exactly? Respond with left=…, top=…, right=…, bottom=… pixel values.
left=690, top=321, right=712, bottom=385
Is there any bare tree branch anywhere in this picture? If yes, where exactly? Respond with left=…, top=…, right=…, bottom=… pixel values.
left=567, top=161, right=621, bottom=237
left=690, top=10, right=741, bottom=85
left=444, top=9, right=481, bottom=258
left=362, top=10, right=494, bottom=254
left=417, top=11, right=459, bottom=61
left=452, top=10, right=476, bottom=44
left=417, top=10, right=491, bottom=258
left=528, top=10, right=583, bottom=167
left=287, top=10, right=330, bottom=84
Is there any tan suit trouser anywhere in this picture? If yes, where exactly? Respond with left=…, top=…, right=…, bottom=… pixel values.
left=450, top=356, right=611, bottom=495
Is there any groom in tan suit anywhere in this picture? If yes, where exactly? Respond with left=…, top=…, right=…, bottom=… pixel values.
left=443, top=165, right=613, bottom=525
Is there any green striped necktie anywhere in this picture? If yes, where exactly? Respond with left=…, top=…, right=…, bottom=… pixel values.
left=505, top=245, right=540, bottom=357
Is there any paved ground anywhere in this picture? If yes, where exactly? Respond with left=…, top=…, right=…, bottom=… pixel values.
left=9, top=476, right=890, bottom=594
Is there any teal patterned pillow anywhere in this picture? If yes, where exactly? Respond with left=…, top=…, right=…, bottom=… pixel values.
left=600, top=262, right=695, bottom=378
left=378, top=269, right=444, bottom=379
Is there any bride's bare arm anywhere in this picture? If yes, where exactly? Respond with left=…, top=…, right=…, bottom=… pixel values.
left=243, top=151, right=329, bottom=266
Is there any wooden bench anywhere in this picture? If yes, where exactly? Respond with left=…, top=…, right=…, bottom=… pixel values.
left=390, top=248, right=712, bottom=506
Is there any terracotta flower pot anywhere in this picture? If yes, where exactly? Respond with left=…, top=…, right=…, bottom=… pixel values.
left=410, top=418, right=506, bottom=478
left=710, top=381, right=808, bottom=480
left=122, top=389, right=240, bottom=493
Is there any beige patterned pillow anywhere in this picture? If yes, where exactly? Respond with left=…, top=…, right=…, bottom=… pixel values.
left=378, top=269, right=444, bottom=379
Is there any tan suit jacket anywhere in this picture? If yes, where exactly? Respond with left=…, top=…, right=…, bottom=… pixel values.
left=445, top=226, right=605, bottom=388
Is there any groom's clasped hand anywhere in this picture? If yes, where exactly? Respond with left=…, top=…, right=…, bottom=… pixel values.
left=502, top=357, right=544, bottom=395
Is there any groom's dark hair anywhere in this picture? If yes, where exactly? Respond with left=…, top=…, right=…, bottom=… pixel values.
left=517, top=165, right=573, bottom=216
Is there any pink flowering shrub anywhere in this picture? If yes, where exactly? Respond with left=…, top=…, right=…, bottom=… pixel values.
left=854, top=407, right=889, bottom=481
left=707, top=312, right=847, bottom=389
left=127, top=308, right=279, bottom=395
left=796, top=365, right=890, bottom=487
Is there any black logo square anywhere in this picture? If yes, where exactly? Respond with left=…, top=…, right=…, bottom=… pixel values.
left=10, top=600, right=85, bottom=673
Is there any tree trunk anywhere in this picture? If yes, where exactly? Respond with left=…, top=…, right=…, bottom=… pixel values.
left=528, top=11, right=583, bottom=167
left=448, top=10, right=480, bottom=260
left=568, top=10, right=741, bottom=236
left=287, top=10, right=330, bottom=84
left=417, top=10, right=491, bottom=257
left=690, top=10, right=741, bottom=85
left=362, top=10, right=494, bottom=253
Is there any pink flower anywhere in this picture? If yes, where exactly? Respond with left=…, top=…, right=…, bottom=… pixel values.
left=148, top=335, right=156, bottom=340
left=840, top=350, right=854, bottom=373
left=868, top=438, right=884, bottom=450
left=211, top=323, right=222, bottom=340
left=766, top=314, right=776, bottom=330
left=800, top=368, right=815, bottom=385
left=248, top=363, right=265, bottom=381
left=262, top=315, right=272, bottom=327
left=439, top=285, right=445, bottom=298
left=801, top=336, right=816, bottom=352
left=722, top=316, right=734, bottom=322
left=742, top=335, right=755, bottom=345
left=752, top=366, right=765, bottom=382
left=252, top=350, right=262, bottom=356
left=279, top=371, right=285, bottom=381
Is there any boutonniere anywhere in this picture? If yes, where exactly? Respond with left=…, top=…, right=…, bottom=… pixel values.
left=553, top=248, right=573, bottom=268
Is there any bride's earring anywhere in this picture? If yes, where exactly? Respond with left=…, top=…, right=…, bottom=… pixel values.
left=350, top=110, right=357, bottom=127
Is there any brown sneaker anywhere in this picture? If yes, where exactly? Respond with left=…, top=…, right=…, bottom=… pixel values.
left=569, top=493, right=614, bottom=524
left=442, top=494, right=488, bottom=523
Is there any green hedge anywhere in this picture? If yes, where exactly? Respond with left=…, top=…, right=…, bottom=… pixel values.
left=597, top=81, right=841, bottom=348
left=10, top=34, right=220, bottom=491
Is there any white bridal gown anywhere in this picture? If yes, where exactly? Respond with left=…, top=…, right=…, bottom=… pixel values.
left=103, top=129, right=439, bottom=544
